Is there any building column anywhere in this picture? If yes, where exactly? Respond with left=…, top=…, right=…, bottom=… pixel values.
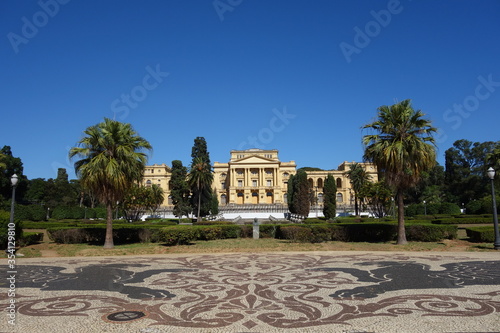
left=274, top=168, right=278, bottom=187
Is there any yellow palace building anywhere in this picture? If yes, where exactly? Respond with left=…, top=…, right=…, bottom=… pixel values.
left=142, top=148, right=378, bottom=209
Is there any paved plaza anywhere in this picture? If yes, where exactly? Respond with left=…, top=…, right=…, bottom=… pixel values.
left=1, top=251, right=500, bottom=332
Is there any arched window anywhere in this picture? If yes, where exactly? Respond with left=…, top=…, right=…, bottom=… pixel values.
left=318, top=193, right=324, bottom=204
left=168, top=195, right=173, bottom=205
left=308, top=178, right=314, bottom=188
left=146, top=180, right=152, bottom=187
left=221, top=194, right=227, bottom=205
left=336, top=178, right=342, bottom=188
left=318, top=178, right=323, bottom=188
left=336, top=193, right=343, bottom=203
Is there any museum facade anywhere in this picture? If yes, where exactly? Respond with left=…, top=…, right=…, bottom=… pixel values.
left=142, top=149, right=378, bottom=208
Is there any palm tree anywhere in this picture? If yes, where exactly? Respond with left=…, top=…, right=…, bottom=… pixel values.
left=345, top=163, right=371, bottom=216
left=188, top=157, right=213, bottom=222
left=147, top=184, right=165, bottom=216
left=69, top=118, right=152, bottom=248
left=363, top=99, right=436, bottom=244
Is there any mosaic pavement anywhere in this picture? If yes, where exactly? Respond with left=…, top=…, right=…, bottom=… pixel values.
left=1, top=251, right=500, bottom=332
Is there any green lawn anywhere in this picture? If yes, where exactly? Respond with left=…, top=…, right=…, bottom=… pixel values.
left=10, top=237, right=496, bottom=258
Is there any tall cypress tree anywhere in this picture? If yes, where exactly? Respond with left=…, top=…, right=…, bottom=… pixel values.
left=323, top=174, right=337, bottom=219
left=292, top=169, right=310, bottom=218
left=287, top=174, right=296, bottom=214
left=190, top=137, right=213, bottom=218
left=170, top=160, right=191, bottom=219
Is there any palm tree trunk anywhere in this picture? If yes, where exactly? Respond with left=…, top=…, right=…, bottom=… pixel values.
left=103, top=202, right=114, bottom=249
left=197, top=192, right=201, bottom=222
left=354, top=194, right=359, bottom=216
left=197, top=179, right=201, bottom=222
left=396, top=189, right=407, bottom=245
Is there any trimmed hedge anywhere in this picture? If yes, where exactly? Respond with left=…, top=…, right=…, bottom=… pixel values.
left=47, top=225, right=164, bottom=244
left=42, top=221, right=459, bottom=245
left=277, top=223, right=457, bottom=243
left=195, top=221, right=235, bottom=225
left=19, top=232, right=44, bottom=246
left=406, top=224, right=457, bottom=241
left=23, top=221, right=79, bottom=229
left=465, top=226, right=496, bottom=242
left=432, top=217, right=492, bottom=225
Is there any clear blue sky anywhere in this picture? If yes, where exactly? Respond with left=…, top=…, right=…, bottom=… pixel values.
left=1, top=0, right=499, bottom=180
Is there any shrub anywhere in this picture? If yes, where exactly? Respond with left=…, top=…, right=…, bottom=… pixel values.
left=156, top=226, right=199, bottom=246
left=198, top=226, right=224, bottom=240
left=48, top=228, right=89, bottom=244
left=280, top=226, right=314, bottom=242
left=219, top=225, right=243, bottom=238
left=465, top=226, right=496, bottom=242
left=47, top=226, right=163, bottom=244
left=0, top=210, right=23, bottom=250
left=19, top=232, right=44, bottom=246
left=407, top=203, right=459, bottom=217
left=260, top=224, right=283, bottom=238
left=51, top=206, right=87, bottom=220
left=406, top=224, right=457, bottom=241
left=338, top=223, right=397, bottom=242
left=12, top=204, right=32, bottom=221
left=239, top=225, right=253, bottom=238
left=303, top=218, right=327, bottom=224
left=438, top=203, right=461, bottom=215
left=22, top=221, right=78, bottom=229
left=308, top=225, right=333, bottom=242
left=432, top=217, right=491, bottom=224
left=195, top=221, right=234, bottom=225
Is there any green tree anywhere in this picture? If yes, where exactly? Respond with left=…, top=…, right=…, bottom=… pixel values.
left=189, top=137, right=214, bottom=218
left=0, top=152, right=6, bottom=170
left=487, top=141, right=500, bottom=170
left=444, top=140, right=496, bottom=205
left=170, top=160, right=191, bottom=219
left=122, top=184, right=147, bottom=221
left=0, top=146, right=27, bottom=203
left=69, top=118, right=152, bottom=248
left=54, top=168, right=78, bottom=206
left=287, top=174, right=296, bottom=214
left=188, top=157, right=213, bottom=222
left=25, top=178, right=47, bottom=204
left=362, top=180, right=393, bottom=218
left=209, top=187, right=219, bottom=217
left=345, top=163, right=371, bottom=216
left=363, top=99, right=437, bottom=244
left=146, top=184, right=164, bottom=216
left=291, top=169, right=310, bottom=218
left=323, top=174, right=337, bottom=219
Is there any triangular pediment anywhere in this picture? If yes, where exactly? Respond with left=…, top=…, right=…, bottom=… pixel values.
left=232, top=155, right=278, bottom=164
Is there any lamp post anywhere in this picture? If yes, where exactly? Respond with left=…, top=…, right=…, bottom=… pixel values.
left=486, top=167, right=500, bottom=250
left=9, top=174, right=18, bottom=226
left=423, top=200, right=427, bottom=216
left=8, top=174, right=18, bottom=255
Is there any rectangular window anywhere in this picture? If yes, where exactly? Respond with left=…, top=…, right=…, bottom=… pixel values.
left=252, top=180, right=258, bottom=187
left=267, top=180, right=272, bottom=187
left=238, top=180, right=243, bottom=187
